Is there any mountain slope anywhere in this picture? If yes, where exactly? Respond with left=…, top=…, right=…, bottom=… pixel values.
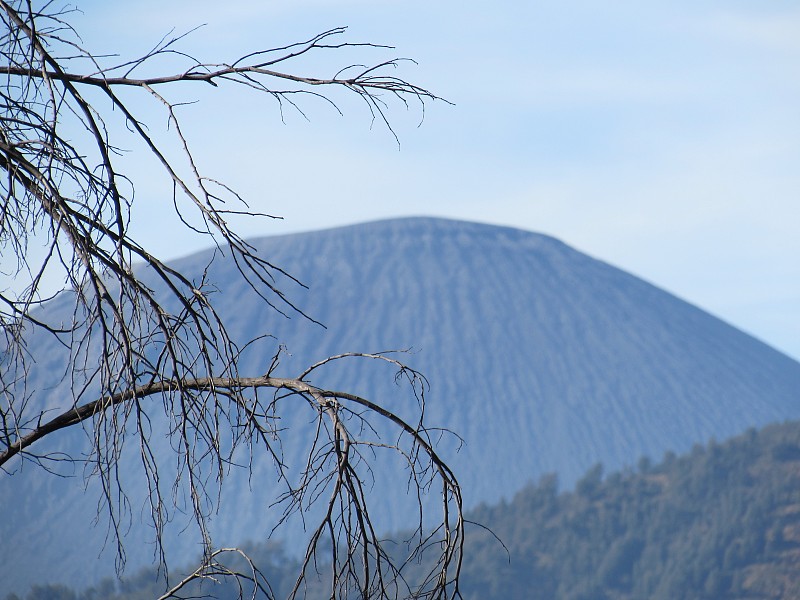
left=211, top=217, right=798, bottom=490
left=2, top=217, right=799, bottom=593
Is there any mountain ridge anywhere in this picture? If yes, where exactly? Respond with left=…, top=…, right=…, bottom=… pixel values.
left=2, top=216, right=799, bottom=594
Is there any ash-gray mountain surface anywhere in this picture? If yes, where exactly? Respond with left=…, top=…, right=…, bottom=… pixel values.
left=3, top=217, right=799, bottom=594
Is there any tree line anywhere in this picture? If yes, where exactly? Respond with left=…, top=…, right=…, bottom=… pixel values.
left=459, top=420, right=800, bottom=599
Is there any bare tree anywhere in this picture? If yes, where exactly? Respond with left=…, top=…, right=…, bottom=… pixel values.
left=0, top=2, right=463, bottom=598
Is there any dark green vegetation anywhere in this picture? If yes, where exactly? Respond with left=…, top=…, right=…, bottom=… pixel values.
left=461, top=420, right=800, bottom=600
left=11, top=420, right=800, bottom=600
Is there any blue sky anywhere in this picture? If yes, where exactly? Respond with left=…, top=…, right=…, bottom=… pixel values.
left=71, top=1, right=799, bottom=359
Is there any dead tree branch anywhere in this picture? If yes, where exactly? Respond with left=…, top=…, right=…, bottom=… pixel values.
left=0, top=1, right=461, bottom=598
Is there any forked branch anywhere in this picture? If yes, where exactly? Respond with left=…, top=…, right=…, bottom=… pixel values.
left=0, top=2, right=462, bottom=598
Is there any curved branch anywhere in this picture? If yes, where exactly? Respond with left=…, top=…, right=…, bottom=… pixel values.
left=1, top=365, right=464, bottom=599
left=0, top=3, right=464, bottom=598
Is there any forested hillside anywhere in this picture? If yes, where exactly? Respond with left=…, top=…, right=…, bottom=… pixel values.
left=462, top=420, right=800, bottom=600
left=12, top=420, right=800, bottom=600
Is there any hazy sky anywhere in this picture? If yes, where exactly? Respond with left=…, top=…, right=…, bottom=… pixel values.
left=70, top=1, right=800, bottom=359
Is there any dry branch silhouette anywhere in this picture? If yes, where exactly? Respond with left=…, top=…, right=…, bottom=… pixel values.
left=0, top=2, right=463, bottom=598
